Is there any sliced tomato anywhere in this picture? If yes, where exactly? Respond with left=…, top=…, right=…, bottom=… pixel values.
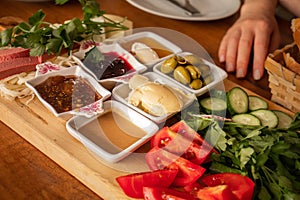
left=145, top=146, right=206, bottom=187
left=116, top=169, right=178, bottom=198
left=150, top=121, right=214, bottom=165
left=143, top=187, right=196, bottom=200
left=200, top=173, right=255, bottom=200
left=151, top=121, right=208, bottom=148
left=196, top=185, right=238, bottom=200
left=170, top=120, right=206, bottom=145
left=183, top=181, right=205, bottom=198
left=150, top=126, right=176, bottom=148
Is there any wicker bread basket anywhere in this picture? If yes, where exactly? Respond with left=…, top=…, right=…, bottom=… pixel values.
left=265, top=42, right=300, bottom=112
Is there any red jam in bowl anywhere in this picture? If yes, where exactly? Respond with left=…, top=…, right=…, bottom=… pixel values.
left=83, top=52, right=135, bottom=80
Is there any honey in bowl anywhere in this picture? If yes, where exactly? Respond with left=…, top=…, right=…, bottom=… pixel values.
left=78, top=108, right=147, bottom=154
left=121, top=37, right=173, bottom=59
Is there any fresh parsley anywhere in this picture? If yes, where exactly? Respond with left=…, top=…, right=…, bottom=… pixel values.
left=186, top=113, right=300, bottom=200
left=0, top=0, right=128, bottom=56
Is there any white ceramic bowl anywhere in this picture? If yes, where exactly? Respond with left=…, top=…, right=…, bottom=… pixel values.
left=72, top=43, right=147, bottom=84
left=66, top=100, right=159, bottom=163
left=153, top=52, right=228, bottom=96
left=25, top=65, right=111, bottom=117
left=112, top=72, right=196, bottom=124
left=117, top=31, right=182, bottom=67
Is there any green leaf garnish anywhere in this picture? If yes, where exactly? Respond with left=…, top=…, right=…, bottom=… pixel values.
left=0, top=0, right=128, bottom=56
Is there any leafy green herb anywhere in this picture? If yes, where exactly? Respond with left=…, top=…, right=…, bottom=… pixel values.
left=55, top=0, right=69, bottom=5
left=186, top=113, right=300, bottom=200
left=84, top=46, right=104, bottom=64
left=0, top=0, right=128, bottom=56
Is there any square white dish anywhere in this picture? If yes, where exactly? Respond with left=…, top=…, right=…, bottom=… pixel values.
left=153, top=52, right=228, bottom=96
left=72, top=42, right=147, bottom=84
left=112, top=72, right=196, bottom=124
left=25, top=65, right=111, bottom=118
left=66, top=100, right=159, bottom=163
left=116, top=31, right=182, bottom=67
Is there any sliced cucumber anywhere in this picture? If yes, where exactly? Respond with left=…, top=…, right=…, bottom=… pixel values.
left=210, top=89, right=227, bottom=100
left=227, top=87, right=249, bottom=115
left=232, top=114, right=261, bottom=126
left=251, top=109, right=278, bottom=128
left=272, top=110, right=293, bottom=129
left=200, top=97, right=227, bottom=115
left=248, top=95, right=268, bottom=111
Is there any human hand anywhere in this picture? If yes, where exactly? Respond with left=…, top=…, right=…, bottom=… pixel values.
left=218, top=1, right=280, bottom=80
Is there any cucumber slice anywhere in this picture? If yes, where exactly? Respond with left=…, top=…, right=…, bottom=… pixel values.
left=200, top=97, right=227, bottom=115
left=232, top=114, right=261, bottom=126
left=227, top=87, right=249, bottom=115
left=210, top=89, right=227, bottom=100
left=272, top=110, right=293, bottom=128
left=251, top=109, right=278, bottom=128
left=248, top=95, right=268, bottom=111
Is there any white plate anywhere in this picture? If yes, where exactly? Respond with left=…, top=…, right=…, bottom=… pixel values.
left=153, top=52, right=228, bottom=96
left=26, top=65, right=111, bottom=118
left=66, top=100, right=159, bottom=163
left=112, top=72, right=196, bottom=124
left=126, top=0, right=241, bottom=21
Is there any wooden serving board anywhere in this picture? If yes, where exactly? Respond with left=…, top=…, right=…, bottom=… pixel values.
left=0, top=78, right=294, bottom=200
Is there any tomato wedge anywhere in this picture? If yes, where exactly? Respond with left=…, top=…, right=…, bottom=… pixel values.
left=183, top=181, right=205, bottom=198
left=196, top=185, right=238, bottom=200
left=170, top=120, right=219, bottom=156
left=143, top=187, right=196, bottom=200
left=151, top=121, right=209, bottom=148
left=116, top=169, right=178, bottom=198
left=200, top=173, right=255, bottom=200
left=150, top=121, right=214, bottom=165
left=170, top=120, right=206, bottom=145
left=145, top=146, right=206, bottom=187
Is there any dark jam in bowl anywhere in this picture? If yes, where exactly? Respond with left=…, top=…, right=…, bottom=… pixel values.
left=83, top=52, right=135, bottom=80
left=35, top=75, right=102, bottom=114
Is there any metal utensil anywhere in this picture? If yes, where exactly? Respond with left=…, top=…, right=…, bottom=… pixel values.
left=165, top=0, right=201, bottom=16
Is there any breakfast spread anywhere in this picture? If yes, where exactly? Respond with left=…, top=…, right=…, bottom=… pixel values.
left=0, top=4, right=299, bottom=200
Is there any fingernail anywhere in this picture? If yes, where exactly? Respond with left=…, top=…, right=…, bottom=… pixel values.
left=219, top=55, right=225, bottom=63
left=226, top=63, right=234, bottom=72
left=253, top=69, right=261, bottom=80
left=236, top=68, right=244, bottom=78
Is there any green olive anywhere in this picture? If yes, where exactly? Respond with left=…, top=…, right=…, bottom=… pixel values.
left=160, top=56, right=177, bottom=74
left=173, top=66, right=191, bottom=85
left=183, top=54, right=203, bottom=66
left=185, top=65, right=201, bottom=79
left=189, top=79, right=203, bottom=90
left=198, top=64, right=211, bottom=78
left=203, top=75, right=213, bottom=85
left=176, top=55, right=187, bottom=65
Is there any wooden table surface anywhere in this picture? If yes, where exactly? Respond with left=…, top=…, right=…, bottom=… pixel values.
left=0, top=0, right=294, bottom=199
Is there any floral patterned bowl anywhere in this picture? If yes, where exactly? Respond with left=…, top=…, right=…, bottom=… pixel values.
left=26, top=63, right=111, bottom=118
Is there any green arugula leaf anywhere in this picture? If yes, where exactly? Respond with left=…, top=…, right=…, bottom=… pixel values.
left=240, top=147, right=254, bottom=169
